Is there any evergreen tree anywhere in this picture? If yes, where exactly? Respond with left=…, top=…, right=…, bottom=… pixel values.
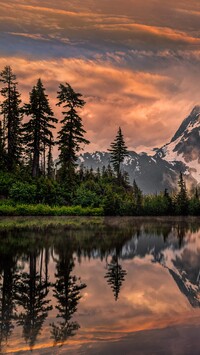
left=23, top=79, right=57, bottom=178
left=96, top=167, right=101, bottom=180
left=0, top=120, right=6, bottom=169
left=47, top=136, right=54, bottom=179
left=195, top=187, right=199, bottom=199
left=78, top=164, right=85, bottom=183
left=50, top=248, right=86, bottom=345
left=163, top=188, right=173, bottom=214
left=107, top=164, right=114, bottom=179
left=133, top=180, right=143, bottom=214
left=108, top=127, right=128, bottom=180
left=16, top=251, right=52, bottom=350
left=0, top=66, right=23, bottom=171
left=105, top=255, right=127, bottom=301
left=102, top=165, right=108, bottom=179
left=57, top=83, right=89, bottom=183
left=176, top=172, right=189, bottom=215
left=0, top=254, right=19, bottom=353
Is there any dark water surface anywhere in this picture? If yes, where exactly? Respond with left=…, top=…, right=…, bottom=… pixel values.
left=0, top=217, right=200, bottom=354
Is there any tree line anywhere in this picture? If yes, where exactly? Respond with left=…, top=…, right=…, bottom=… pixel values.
left=0, top=65, right=199, bottom=216
left=0, top=66, right=90, bottom=180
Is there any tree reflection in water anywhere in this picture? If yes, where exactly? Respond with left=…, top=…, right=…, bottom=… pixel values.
left=50, top=247, right=86, bottom=346
left=16, top=251, right=52, bottom=350
left=105, top=254, right=127, bottom=301
left=0, top=219, right=200, bottom=352
left=0, top=254, right=19, bottom=354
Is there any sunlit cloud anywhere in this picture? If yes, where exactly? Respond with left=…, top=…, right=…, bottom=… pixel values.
left=0, top=0, right=200, bottom=154
left=0, top=55, right=199, bottom=156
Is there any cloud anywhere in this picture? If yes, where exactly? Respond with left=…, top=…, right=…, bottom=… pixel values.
left=1, top=0, right=200, bottom=53
left=7, top=32, right=51, bottom=41
left=0, top=1, right=200, bottom=155
left=0, top=56, right=199, bottom=156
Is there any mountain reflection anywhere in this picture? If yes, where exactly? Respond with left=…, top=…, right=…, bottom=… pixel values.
left=0, top=218, right=200, bottom=352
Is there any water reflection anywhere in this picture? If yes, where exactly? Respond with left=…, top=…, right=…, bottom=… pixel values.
left=16, top=251, right=52, bottom=350
left=105, top=254, right=127, bottom=301
left=0, top=253, right=18, bottom=354
left=50, top=246, right=86, bottom=346
left=0, top=217, right=200, bottom=353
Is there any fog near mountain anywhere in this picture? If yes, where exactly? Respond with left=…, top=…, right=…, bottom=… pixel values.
left=78, top=107, right=200, bottom=193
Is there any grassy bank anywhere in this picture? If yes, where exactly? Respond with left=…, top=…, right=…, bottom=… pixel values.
left=0, top=203, right=103, bottom=217
left=0, top=201, right=200, bottom=217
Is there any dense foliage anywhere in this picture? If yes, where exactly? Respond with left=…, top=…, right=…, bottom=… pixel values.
left=0, top=65, right=200, bottom=216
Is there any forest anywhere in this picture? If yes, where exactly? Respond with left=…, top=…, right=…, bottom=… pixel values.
left=0, top=65, right=199, bottom=216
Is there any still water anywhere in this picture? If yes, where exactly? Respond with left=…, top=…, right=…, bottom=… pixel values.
left=0, top=217, right=200, bottom=354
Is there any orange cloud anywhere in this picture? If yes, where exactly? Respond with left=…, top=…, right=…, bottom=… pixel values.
left=1, top=1, right=200, bottom=50
left=0, top=56, right=199, bottom=155
left=94, top=23, right=200, bottom=45
left=13, top=3, right=96, bottom=18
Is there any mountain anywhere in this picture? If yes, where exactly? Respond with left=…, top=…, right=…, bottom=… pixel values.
left=156, top=105, right=200, bottom=183
left=78, top=106, right=200, bottom=193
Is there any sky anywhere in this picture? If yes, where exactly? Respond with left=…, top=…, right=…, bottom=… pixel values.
left=1, top=0, right=200, bottom=154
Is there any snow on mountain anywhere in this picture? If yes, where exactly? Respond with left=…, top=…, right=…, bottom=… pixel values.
left=157, top=106, right=200, bottom=183
left=76, top=106, right=200, bottom=192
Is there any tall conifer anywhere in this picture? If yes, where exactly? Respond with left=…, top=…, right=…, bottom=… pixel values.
left=57, top=83, right=89, bottom=183
left=23, top=79, right=57, bottom=178
left=0, top=66, right=23, bottom=170
left=105, top=255, right=127, bottom=301
left=0, top=120, right=6, bottom=169
left=108, top=127, right=128, bottom=179
left=176, top=172, right=189, bottom=215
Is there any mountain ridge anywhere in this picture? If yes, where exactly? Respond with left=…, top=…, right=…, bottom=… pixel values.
left=78, top=106, right=200, bottom=193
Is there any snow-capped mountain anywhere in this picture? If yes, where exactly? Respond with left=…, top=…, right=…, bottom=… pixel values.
left=78, top=106, right=200, bottom=193
left=156, top=106, right=200, bottom=183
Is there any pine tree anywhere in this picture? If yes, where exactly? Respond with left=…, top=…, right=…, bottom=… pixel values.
left=16, top=252, right=52, bottom=350
left=0, top=254, right=19, bottom=353
left=0, top=66, right=23, bottom=170
left=176, top=172, right=189, bottom=215
left=57, top=83, right=89, bottom=183
left=133, top=179, right=143, bottom=213
left=47, top=136, right=54, bottom=179
left=23, top=79, right=57, bottom=178
left=50, top=248, right=86, bottom=345
left=105, top=255, right=127, bottom=301
left=163, top=188, right=173, bottom=214
left=0, top=120, right=6, bottom=169
left=96, top=167, right=101, bottom=180
left=195, top=187, right=199, bottom=199
left=108, top=127, right=128, bottom=180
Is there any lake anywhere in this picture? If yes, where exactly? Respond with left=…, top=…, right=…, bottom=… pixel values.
left=0, top=217, right=200, bottom=354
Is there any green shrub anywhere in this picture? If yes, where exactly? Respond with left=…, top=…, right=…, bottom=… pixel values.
left=73, top=185, right=101, bottom=207
left=0, top=203, right=103, bottom=216
left=0, top=172, right=15, bottom=198
left=189, top=197, right=200, bottom=215
left=9, top=182, right=37, bottom=204
left=35, top=178, right=66, bottom=205
left=143, top=195, right=170, bottom=216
